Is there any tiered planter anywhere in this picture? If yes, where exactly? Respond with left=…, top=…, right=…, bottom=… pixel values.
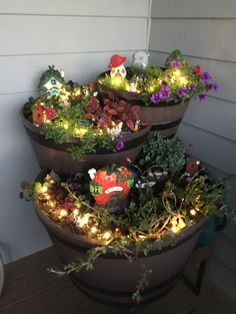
left=33, top=179, right=206, bottom=306
left=21, top=105, right=150, bottom=175
left=97, top=71, right=190, bottom=138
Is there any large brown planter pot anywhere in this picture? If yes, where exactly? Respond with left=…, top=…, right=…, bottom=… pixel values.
left=20, top=105, right=150, bottom=176
left=33, top=178, right=206, bottom=306
left=97, top=71, right=190, bottom=138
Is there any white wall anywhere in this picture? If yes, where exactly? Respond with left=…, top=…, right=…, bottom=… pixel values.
left=0, top=0, right=151, bottom=264
left=149, top=0, right=236, bottom=298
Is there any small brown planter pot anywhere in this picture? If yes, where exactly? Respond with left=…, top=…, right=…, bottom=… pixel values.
left=97, top=71, right=190, bottom=138
left=33, top=181, right=206, bottom=306
left=20, top=105, right=150, bottom=176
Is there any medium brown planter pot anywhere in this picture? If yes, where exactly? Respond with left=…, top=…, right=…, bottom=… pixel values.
left=20, top=105, right=150, bottom=176
left=33, top=179, right=206, bottom=306
left=97, top=71, right=190, bottom=138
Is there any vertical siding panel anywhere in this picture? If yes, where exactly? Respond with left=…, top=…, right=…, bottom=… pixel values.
left=0, top=1, right=150, bottom=264
left=149, top=0, right=236, bottom=297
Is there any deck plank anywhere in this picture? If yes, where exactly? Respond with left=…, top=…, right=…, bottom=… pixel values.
left=5, top=247, right=60, bottom=283
left=0, top=280, right=92, bottom=314
left=0, top=247, right=236, bottom=314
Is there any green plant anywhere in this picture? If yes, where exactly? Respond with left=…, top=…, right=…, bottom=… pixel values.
left=136, top=131, right=186, bottom=177
left=21, top=153, right=235, bottom=303
left=99, top=50, right=218, bottom=105
left=25, top=84, right=145, bottom=160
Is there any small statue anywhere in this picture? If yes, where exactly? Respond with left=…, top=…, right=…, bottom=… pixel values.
left=38, top=65, right=65, bottom=98
left=108, top=54, right=127, bottom=79
left=132, top=50, right=149, bottom=68
left=89, top=165, right=134, bottom=212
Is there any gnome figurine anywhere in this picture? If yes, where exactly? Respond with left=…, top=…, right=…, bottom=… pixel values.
left=108, top=54, right=127, bottom=78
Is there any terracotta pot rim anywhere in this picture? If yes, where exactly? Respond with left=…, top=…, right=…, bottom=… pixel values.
left=97, top=70, right=190, bottom=108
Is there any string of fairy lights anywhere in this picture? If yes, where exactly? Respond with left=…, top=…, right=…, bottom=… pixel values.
left=36, top=174, right=201, bottom=245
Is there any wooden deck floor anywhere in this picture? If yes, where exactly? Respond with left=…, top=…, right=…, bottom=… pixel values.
left=0, top=247, right=235, bottom=314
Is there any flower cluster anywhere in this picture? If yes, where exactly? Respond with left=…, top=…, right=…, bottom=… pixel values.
left=32, top=103, right=57, bottom=125
left=99, top=50, right=219, bottom=105
left=24, top=81, right=144, bottom=160
left=150, top=63, right=218, bottom=104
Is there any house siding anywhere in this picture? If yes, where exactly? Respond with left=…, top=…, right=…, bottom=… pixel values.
left=149, top=0, right=236, bottom=298
left=0, top=0, right=150, bottom=264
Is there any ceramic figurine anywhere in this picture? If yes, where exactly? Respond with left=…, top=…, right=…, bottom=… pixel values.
left=108, top=54, right=127, bottom=78
left=132, top=50, right=149, bottom=68
left=89, top=165, right=134, bottom=212
left=38, top=65, right=65, bottom=98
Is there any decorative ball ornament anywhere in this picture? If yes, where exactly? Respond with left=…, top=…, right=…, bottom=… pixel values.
left=132, top=50, right=149, bottom=68
left=89, top=165, right=134, bottom=211
left=38, top=65, right=65, bottom=98
left=108, top=54, right=127, bottom=78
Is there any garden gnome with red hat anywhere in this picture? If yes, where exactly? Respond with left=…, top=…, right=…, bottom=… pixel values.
left=108, top=54, right=127, bottom=78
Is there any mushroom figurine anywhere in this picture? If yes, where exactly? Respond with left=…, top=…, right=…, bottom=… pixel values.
left=108, top=54, right=127, bottom=79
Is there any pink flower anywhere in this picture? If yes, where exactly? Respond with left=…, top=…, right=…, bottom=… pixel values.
left=45, top=108, right=57, bottom=120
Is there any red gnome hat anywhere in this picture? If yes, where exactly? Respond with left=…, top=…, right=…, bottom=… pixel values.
left=108, top=54, right=127, bottom=68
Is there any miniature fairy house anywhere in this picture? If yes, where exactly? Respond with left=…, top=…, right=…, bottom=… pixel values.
left=38, top=65, right=65, bottom=98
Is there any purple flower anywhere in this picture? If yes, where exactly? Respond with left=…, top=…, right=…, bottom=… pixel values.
left=116, top=135, right=124, bottom=151
left=177, top=87, right=185, bottom=98
left=170, top=60, right=181, bottom=68
left=200, top=72, right=212, bottom=84
left=159, top=89, right=171, bottom=99
left=198, top=94, right=206, bottom=102
left=151, top=82, right=171, bottom=103
left=213, top=83, right=219, bottom=93
left=185, top=84, right=196, bottom=94
left=205, top=83, right=213, bottom=92
left=161, top=81, right=168, bottom=87
left=151, top=93, right=160, bottom=104
left=159, top=82, right=171, bottom=99
left=98, top=118, right=105, bottom=126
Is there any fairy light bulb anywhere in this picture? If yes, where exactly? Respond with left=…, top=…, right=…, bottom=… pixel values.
left=74, top=128, right=88, bottom=137
left=103, top=231, right=111, bottom=240
left=48, top=200, right=56, bottom=208
left=138, top=235, right=146, bottom=240
left=190, top=209, right=197, bottom=216
left=79, top=214, right=90, bottom=227
left=174, top=69, right=181, bottom=77
left=60, top=209, right=68, bottom=217
left=73, top=209, right=79, bottom=218
left=180, top=76, right=187, bottom=85
left=75, top=88, right=81, bottom=96
left=98, top=129, right=103, bottom=136
left=171, top=226, right=178, bottom=234
left=63, top=123, right=69, bottom=129
left=41, top=186, right=48, bottom=193
left=115, top=227, right=120, bottom=234
left=91, top=226, right=98, bottom=234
